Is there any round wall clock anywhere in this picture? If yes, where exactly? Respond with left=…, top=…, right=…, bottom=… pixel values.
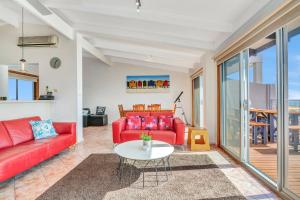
left=50, top=57, right=61, bottom=69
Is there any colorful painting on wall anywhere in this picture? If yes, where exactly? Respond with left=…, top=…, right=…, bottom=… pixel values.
left=126, top=75, right=170, bottom=93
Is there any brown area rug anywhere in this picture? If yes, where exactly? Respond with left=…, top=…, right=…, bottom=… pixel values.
left=37, top=153, right=246, bottom=200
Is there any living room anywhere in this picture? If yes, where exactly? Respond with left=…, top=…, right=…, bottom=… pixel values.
left=0, top=0, right=300, bottom=200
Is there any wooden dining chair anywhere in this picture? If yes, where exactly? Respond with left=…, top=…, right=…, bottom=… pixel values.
left=133, top=104, right=145, bottom=111
left=118, top=104, right=125, bottom=117
left=148, top=104, right=161, bottom=111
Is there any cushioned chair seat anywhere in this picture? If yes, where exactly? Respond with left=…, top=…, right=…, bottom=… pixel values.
left=149, top=130, right=176, bottom=144
left=121, top=130, right=149, bottom=142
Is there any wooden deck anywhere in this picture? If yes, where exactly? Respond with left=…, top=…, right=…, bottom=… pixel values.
left=249, top=142, right=300, bottom=196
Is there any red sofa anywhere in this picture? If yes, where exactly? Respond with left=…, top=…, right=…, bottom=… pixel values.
left=112, top=112, right=185, bottom=144
left=0, top=116, right=76, bottom=182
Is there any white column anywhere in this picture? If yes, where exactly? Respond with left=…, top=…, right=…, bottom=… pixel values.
left=249, top=56, right=263, bottom=83
left=76, top=34, right=84, bottom=143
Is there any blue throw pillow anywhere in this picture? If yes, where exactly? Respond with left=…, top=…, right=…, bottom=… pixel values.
left=30, top=119, right=57, bottom=140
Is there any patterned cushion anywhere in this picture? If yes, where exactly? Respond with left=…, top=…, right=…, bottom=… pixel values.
left=159, top=116, right=173, bottom=130
left=141, top=116, right=158, bottom=130
left=29, top=119, right=57, bottom=140
left=126, top=116, right=141, bottom=130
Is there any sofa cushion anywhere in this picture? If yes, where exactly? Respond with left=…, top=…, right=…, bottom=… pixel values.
left=0, top=139, right=49, bottom=182
left=141, top=116, right=158, bottom=130
left=121, top=130, right=148, bottom=142
left=0, top=122, right=13, bottom=150
left=158, top=116, right=173, bottom=130
left=149, top=130, right=176, bottom=144
left=126, top=116, right=141, bottom=130
left=3, top=116, right=41, bottom=145
left=126, top=112, right=150, bottom=118
left=30, top=119, right=57, bottom=140
left=150, top=112, right=173, bottom=118
left=40, top=134, right=73, bottom=156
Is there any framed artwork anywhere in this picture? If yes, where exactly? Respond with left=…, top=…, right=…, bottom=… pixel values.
left=126, top=75, right=170, bottom=93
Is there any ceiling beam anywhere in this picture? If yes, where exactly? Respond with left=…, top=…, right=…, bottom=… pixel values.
left=92, top=38, right=202, bottom=62
left=44, top=1, right=233, bottom=33
left=69, top=16, right=218, bottom=42
left=110, top=57, right=189, bottom=73
left=79, top=36, right=112, bottom=66
left=76, top=24, right=215, bottom=51
left=0, top=5, right=19, bottom=28
left=102, top=49, right=193, bottom=68
left=13, top=0, right=74, bottom=40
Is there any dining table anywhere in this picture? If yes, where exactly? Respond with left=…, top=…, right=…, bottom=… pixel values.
left=250, top=108, right=277, bottom=144
left=250, top=108, right=300, bottom=151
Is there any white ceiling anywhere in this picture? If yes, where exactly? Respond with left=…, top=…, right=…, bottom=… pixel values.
left=1, top=0, right=272, bottom=72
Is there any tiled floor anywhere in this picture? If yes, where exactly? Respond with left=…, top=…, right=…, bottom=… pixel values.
left=0, top=126, right=280, bottom=200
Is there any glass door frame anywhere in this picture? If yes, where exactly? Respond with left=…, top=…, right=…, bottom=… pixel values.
left=242, top=40, right=279, bottom=189
left=280, top=25, right=300, bottom=200
left=220, top=29, right=283, bottom=190
left=220, top=53, right=242, bottom=160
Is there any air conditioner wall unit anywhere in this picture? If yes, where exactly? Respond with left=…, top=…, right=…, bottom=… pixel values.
left=17, top=35, right=58, bottom=47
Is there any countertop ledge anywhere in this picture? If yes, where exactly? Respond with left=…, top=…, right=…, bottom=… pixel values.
left=0, top=100, right=55, bottom=104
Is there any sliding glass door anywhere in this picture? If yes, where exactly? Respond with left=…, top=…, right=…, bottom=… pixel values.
left=221, top=54, right=241, bottom=157
left=247, top=32, right=278, bottom=182
left=286, top=18, right=300, bottom=197
left=219, top=16, right=300, bottom=200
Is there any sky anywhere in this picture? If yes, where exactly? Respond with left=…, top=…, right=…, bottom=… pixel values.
left=224, top=30, right=300, bottom=100
left=8, top=78, right=34, bottom=100
left=288, top=32, right=300, bottom=99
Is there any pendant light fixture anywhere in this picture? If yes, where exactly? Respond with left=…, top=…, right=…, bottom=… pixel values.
left=136, top=0, right=141, bottom=13
left=20, top=7, right=26, bottom=71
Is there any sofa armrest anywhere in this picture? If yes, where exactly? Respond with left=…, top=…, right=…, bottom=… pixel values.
left=112, top=117, right=126, bottom=143
left=53, top=122, right=76, bottom=134
left=173, top=118, right=185, bottom=145
left=53, top=122, right=77, bottom=144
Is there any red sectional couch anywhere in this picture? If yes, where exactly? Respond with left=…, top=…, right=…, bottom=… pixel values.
left=112, top=111, right=185, bottom=145
left=0, top=116, right=76, bottom=182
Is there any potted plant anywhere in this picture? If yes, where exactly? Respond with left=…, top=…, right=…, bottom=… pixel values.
left=140, top=133, right=152, bottom=151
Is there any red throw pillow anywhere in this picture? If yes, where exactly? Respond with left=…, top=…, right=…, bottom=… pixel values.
left=141, top=116, right=158, bottom=130
left=126, top=116, right=141, bottom=130
left=159, top=116, right=173, bottom=130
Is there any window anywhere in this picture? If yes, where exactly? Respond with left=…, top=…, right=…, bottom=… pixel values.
left=8, top=78, right=34, bottom=100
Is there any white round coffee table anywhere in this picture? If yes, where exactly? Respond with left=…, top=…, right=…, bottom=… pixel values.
left=114, top=140, right=174, bottom=188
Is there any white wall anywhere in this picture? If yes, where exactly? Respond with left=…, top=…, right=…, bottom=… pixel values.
left=0, top=65, right=8, bottom=97
left=83, top=58, right=192, bottom=124
left=0, top=24, right=78, bottom=123
left=0, top=101, right=52, bottom=120
left=191, top=52, right=217, bottom=144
